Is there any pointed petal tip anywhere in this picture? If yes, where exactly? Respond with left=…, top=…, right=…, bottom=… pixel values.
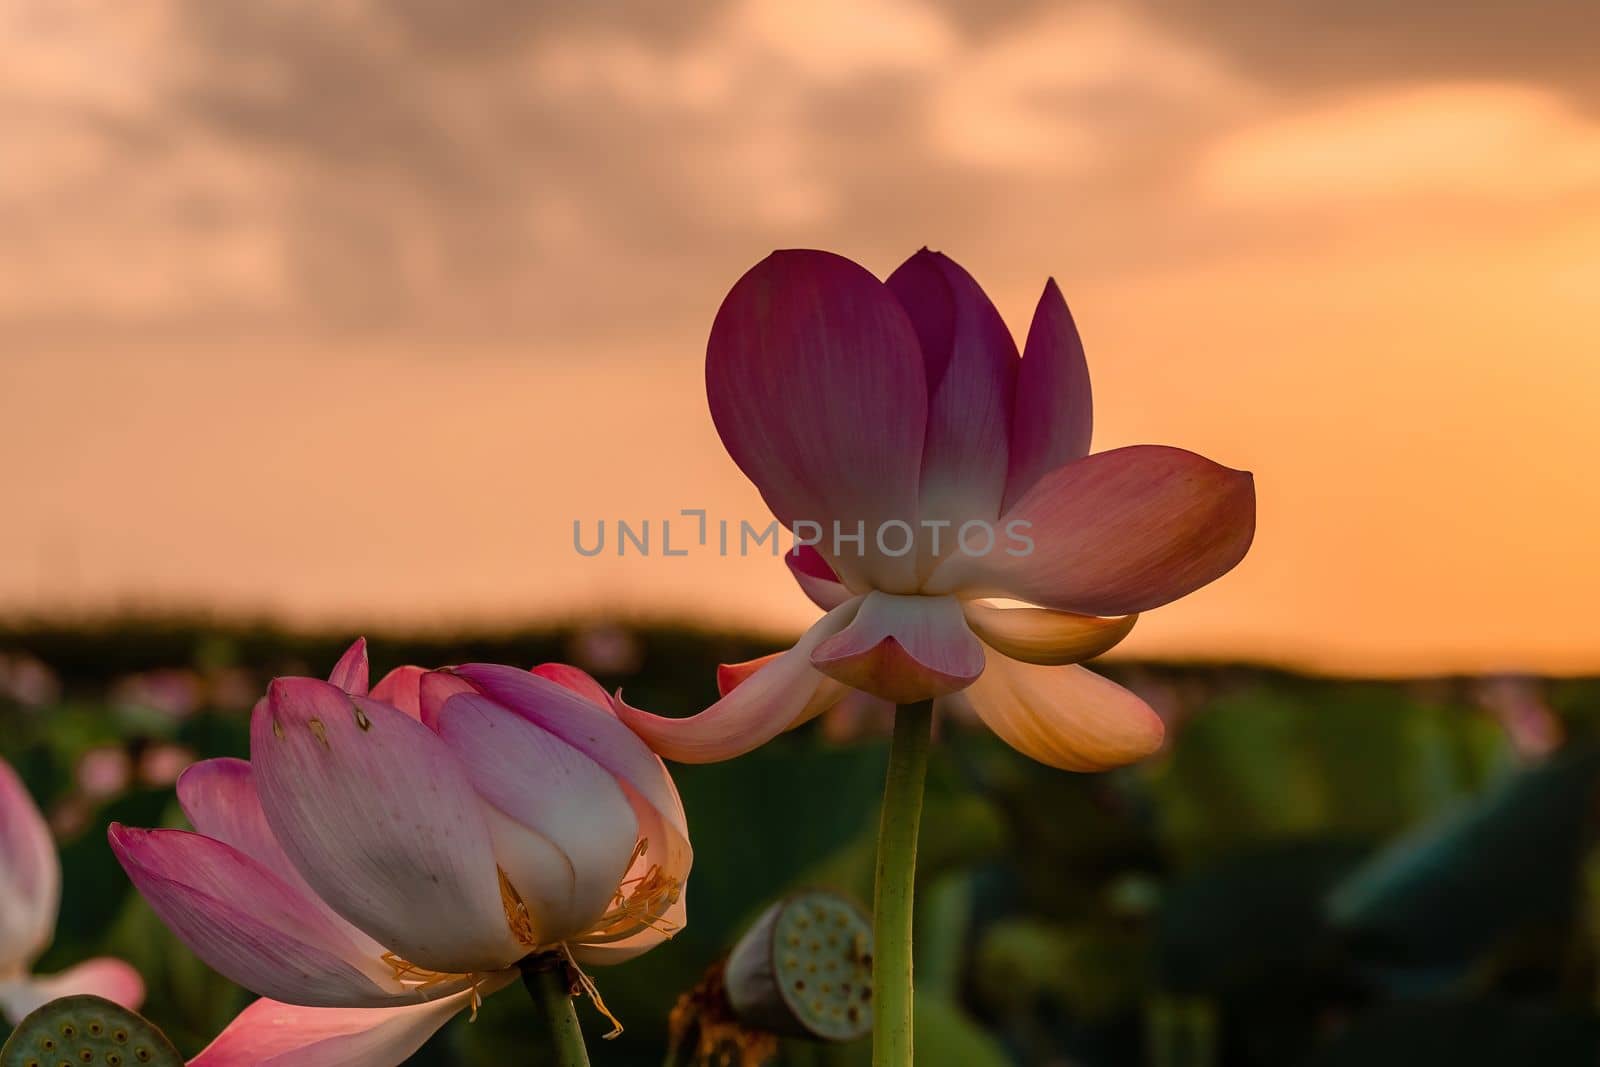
left=327, top=638, right=370, bottom=696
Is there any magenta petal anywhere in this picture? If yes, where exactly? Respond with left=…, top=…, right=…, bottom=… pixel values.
left=251, top=679, right=524, bottom=975
left=887, top=249, right=1017, bottom=528
left=615, top=602, right=859, bottom=763
left=436, top=694, right=638, bottom=940
left=0, top=958, right=145, bottom=1022
left=0, top=756, right=57, bottom=976
left=107, top=825, right=398, bottom=1007
left=326, top=639, right=370, bottom=696
left=928, top=445, right=1256, bottom=615
left=811, top=592, right=985, bottom=703
left=370, top=666, right=426, bottom=721
left=785, top=545, right=853, bottom=610
left=530, top=664, right=613, bottom=709
left=1004, top=279, right=1094, bottom=510
left=189, top=980, right=513, bottom=1067
left=707, top=249, right=927, bottom=592
left=449, top=665, right=689, bottom=845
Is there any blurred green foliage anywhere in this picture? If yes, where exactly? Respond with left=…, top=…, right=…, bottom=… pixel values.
left=2, top=619, right=1598, bottom=1065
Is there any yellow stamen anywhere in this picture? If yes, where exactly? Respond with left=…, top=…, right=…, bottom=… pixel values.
left=561, top=943, right=625, bottom=1039
left=498, top=868, right=540, bottom=947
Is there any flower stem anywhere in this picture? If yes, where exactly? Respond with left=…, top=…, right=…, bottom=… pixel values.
left=872, top=701, right=933, bottom=1067
left=521, top=954, right=592, bottom=1067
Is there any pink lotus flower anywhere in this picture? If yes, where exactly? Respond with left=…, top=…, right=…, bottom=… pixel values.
left=0, top=756, right=145, bottom=1022
left=110, top=640, right=690, bottom=1066
left=619, top=249, right=1255, bottom=771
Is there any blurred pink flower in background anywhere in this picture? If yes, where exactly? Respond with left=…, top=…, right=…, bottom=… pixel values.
left=0, top=756, right=145, bottom=1022
left=621, top=248, right=1255, bottom=771
left=137, top=743, right=197, bottom=788
left=75, top=746, right=134, bottom=799
left=110, top=640, right=690, bottom=1066
left=0, top=652, right=61, bottom=708
left=111, top=668, right=206, bottom=720
left=567, top=624, right=644, bottom=677
left=1475, top=674, right=1563, bottom=760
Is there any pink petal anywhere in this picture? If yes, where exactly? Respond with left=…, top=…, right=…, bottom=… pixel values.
left=190, top=978, right=514, bottom=1067
left=448, top=665, right=689, bottom=849
left=961, top=601, right=1136, bottom=666
left=176, top=759, right=386, bottom=959
left=785, top=545, right=853, bottom=610
left=530, top=664, right=613, bottom=709
left=0, top=756, right=57, bottom=976
left=435, top=693, right=638, bottom=941
left=1003, top=279, right=1093, bottom=511
left=706, top=249, right=927, bottom=593
left=811, top=592, right=984, bottom=704
left=369, top=666, right=426, bottom=721
left=251, top=679, right=524, bottom=975
left=886, top=249, right=1016, bottom=530
left=327, top=639, right=370, bottom=696
left=926, top=445, right=1256, bottom=616
left=108, top=826, right=401, bottom=1007
left=0, top=958, right=145, bottom=1021
left=950, top=652, right=1164, bottom=771
left=416, top=670, right=476, bottom=731
left=613, top=602, right=860, bottom=763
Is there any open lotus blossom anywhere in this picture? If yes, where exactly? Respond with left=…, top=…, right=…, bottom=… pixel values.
left=619, top=248, right=1256, bottom=772
left=0, top=756, right=145, bottom=1023
left=109, top=640, right=690, bottom=1067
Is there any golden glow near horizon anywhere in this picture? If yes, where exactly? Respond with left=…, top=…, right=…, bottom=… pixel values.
left=2, top=1, right=1598, bottom=675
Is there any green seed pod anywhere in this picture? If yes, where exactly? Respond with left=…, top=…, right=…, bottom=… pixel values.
left=723, top=889, right=873, bottom=1043
left=1, top=995, right=182, bottom=1067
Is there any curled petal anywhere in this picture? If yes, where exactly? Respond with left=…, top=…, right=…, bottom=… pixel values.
left=190, top=978, right=514, bottom=1067
left=962, top=601, right=1136, bottom=666
left=927, top=445, right=1256, bottom=616
left=436, top=694, right=638, bottom=940
left=1004, top=279, right=1093, bottom=510
left=811, top=592, right=984, bottom=704
left=451, top=665, right=690, bottom=847
left=951, top=652, right=1164, bottom=771
left=707, top=249, right=927, bottom=592
left=416, top=671, right=477, bottom=731
left=108, top=826, right=402, bottom=1007
left=369, top=666, right=426, bottom=721
left=251, top=679, right=525, bottom=975
left=887, top=249, right=1017, bottom=530
left=0, top=958, right=145, bottom=1022
left=786, top=545, right=853, bottom=610
left=326, top=639, right=370, bottom=696
left=531, top=664, right=613, bottom=708
left=0, top=757, right=57, bottom=976
left=615, top=601, right=861, bottom=763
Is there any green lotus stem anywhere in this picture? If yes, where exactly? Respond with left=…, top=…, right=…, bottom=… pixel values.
left=521, top=955, right=592, bottom=1067
left=872, top=702, right=933, bottom=1066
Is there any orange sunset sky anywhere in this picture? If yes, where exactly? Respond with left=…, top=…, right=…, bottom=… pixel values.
left=3, top=1, right=1598, bottom=676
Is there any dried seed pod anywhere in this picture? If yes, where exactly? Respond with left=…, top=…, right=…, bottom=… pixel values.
left=723, top=889, right=873, bottom=1042
left=1, top=995, right=182, bottom=1067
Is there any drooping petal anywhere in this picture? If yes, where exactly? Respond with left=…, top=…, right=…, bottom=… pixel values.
left=962, top=601, right=1136, bottom=666
left=327, top=639, right=370, bottom=696
left=436, top=694, right=638, bottom=940
left=1004, top=279, right=1093, bottom=510
left=531, top=664, right=612, bottom=708
left=926, top=445, right=1256, bottom=616
left=706, top=249, right=927, bottom=592
left=189, top=977, right=515, bottom=1067
left=369, top=666, right=426, bottom=721
left=0, top=958, right=145, bottom=1022
left=886, top=249, right=1017, bottom=531
left=108, top=826, right=403, bottom=1007
left=786, top=544, right=854, bottom=610
left=449, top=665, right=691, bottom=847
left=177, top=758, right=387, bottom=959
left=951, top=652, right=1165, bottom=771
left=0, top=757, right=58, bottom=976
left=811, top=592, right=985, bottom=704
left=613, top=601, right=860, bottom=763
left=251, top=679, right=525, bottom=975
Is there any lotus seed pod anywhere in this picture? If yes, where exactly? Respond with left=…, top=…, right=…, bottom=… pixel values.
left=1, top=995, right=181, bottom=1067
left=723, top=889, right=873, bottom=1042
